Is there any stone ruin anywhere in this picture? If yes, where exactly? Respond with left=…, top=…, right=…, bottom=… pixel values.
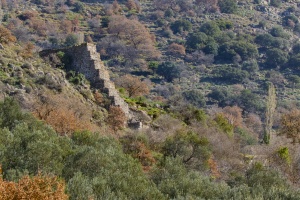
left=40, top=43, right=150, bottom=129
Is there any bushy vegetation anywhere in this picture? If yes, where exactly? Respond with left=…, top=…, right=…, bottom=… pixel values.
left=0, top=98, right=299, bottom=199
left=1, top=0, right=300, bottom=198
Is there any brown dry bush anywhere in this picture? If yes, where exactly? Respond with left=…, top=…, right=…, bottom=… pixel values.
left=280, top=109, right=300, bottom=143
left=0, top=25, right=16, bottom=44
left=145, top=114, right=184, bottom=147
left=0, top=173, right=68, bottom=200
left=20, top=42, right=35, bottom=59
left=106, top=105, right=127, bottom=132
left=116, top=74, right=150, bottom=97
left=108, top=15, right=161, bottom=59
left=33, top=95, right=96, bottom=135
left=222, top=106, right=243, bottom=128
left=28, top=18, right=48, bottom=37
left=192, top=125, right=243, bottom=177
left=168, top=43, right=186, bottom=56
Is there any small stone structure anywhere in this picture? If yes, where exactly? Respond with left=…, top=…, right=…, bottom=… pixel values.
left=40, top=43, right=131, bottom=119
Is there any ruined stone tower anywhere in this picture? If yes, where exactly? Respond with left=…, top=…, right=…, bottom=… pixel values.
left=41, top=43, right=131, bottom=119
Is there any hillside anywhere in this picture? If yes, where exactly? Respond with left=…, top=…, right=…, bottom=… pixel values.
left=0, top=0, right=300, bottom=199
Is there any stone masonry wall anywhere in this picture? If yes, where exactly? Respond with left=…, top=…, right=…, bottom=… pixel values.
left=40, top=43, right=131, bottom=119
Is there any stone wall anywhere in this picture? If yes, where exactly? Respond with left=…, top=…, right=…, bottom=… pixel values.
left=40, top=43, right=131, bottom=119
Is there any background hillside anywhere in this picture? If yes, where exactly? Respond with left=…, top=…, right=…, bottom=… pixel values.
left=0, top=0, right=300, bottom=199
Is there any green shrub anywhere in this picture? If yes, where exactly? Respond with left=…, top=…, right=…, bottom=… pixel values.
left=182, top=90, right=206, bottom=108
left=0, top=97, right=30, bottom=130
left=151, top=157, right=228, bottom=199
left=200, top=21, right=221, bottom=37
left=277, top=146, right=291, bottom=165
left=270, top=26, right=289, bottom=38
left=64, top=34, right=79, bottom=47
left=218, top=0, right=238, bottom=14
left=218, top=41, right=258, bottom=61
left=214, top=113, right=234, bottom=137
left=156, top=62, right=182, bottom=82
left=186, top=32, right=208, bottom=50
left=216, top=19, right=233, bottom=30
left=265, top=48, right=289, bottom=68
left=63, top=137, right=164, bottom=199
left=66, top=71, right=85, bottom=85
left=170, top=19, right=192, bottom=34
left=237, top=89, right=264, bottom=113
left=270, top=0, right=281, bottom=7
left=213, top=65, right=249, bottom=83
left=235, top=127, right=257, bottom=145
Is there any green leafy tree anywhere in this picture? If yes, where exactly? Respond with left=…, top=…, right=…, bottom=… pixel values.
left=186, top=32, right=208, bottom=50
left=204, top=38, right=219, bottom=55
left=208, top=87, right=230, bottom=106
left=150, top=157, right=228, bottom=199
left=292, top=43, right=300, bottom=54
left=156, top=62, right=183, bottom=82
left=288, top=53, right=300, bottom=70
left=237, top=89, right=263, bottom=113
left=65, top=34, right=79, bottom=47
left=218, top=0, right=238, bottom=14
left=242, top=60, right=259, bottom=73
left=270, top=0, right=281, bottom=7
left=216, top=19, right=233, bottom=30
left=73, top=2, right=85, bottom=13
left=170, top=19, right=192, bottom=34
left=288, top=75, right=300, bottom=89
left=255, top=34, right=275, bottom=47
left=200, top=21, right=221, bottom=37
left=270, top=26, right=288, bottom=38
left=218, top=41, right=258, bottom=61
left=182, top=90, right=206, bottom=108
left=283, top=15, right=298, bottom=27
left=162, top=130, right=210, bottom=168
left=0, top=123, right=71, bottom=177
left=214, top=113, right=234, bottom=137
left=63, top=137, right=164, bottom=199
left=0, top=98, right=27, bottom=130
left=265, top=48, right=288, bottom=68
left=213, top=65, right=249, bottom=83
left=66, top=172, right=95, bottom=200
left=245, top=163, right=287, bottom=189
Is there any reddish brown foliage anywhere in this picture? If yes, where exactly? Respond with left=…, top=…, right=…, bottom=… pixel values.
left=107, top=105, right=127, bottom=132
left=116, top=75, right=150, bottom=97
left=208, top=157, right=221, bottom=179
left=0, top=25, right=16, bottom=44
left=60, top=20, right=73, bottom=34
left=94, top=90, right=104, bottom=105
left=112, top=0, right=122, bottom=14
left=168, top=43, right=186, bottom=56
left=0, top=173, right=68, bottom=200
left=280, top=109, right=300, bottom=143
left=29, top=18, right=47, bottom=36
left=33, top=96, right=94, bottom=135
left=222, top=106, right=243, bottom=128
left=20, top=42, right=35, bottom=59
left=126, top=0, right=141, bottom=12
left=108, top=15, right=161, bottom=59
left=130, top=142, right=156, bottom=171
left=245, top=113, right=263, bottom=135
